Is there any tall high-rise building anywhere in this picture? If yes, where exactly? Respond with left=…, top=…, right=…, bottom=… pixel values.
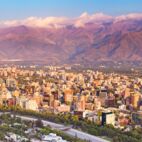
left=102, top=112, right=115, bottom=126
left=123, top=88, right=130, bottom=99
left=131, top=92, right=140, bottom=108
left=64, top=89, right=73, bottom=103
left=76, top=95, right=86, bottom=111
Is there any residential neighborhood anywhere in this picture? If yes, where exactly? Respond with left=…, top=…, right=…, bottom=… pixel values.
left=0, top=66, right=141, bottom=142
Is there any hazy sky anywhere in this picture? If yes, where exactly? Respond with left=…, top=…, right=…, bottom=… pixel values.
left=0, top=0, right=142, bottom=20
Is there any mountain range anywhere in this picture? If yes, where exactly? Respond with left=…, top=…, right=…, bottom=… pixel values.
left=0, top=13, right=142, bottom=65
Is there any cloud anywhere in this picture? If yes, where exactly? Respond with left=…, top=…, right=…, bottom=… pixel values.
left=0, top=13, right=142, bottom=28
left=1, top=20, right=19, bottom=27
left=24, top=16, right=69, bottom=28
left=115, top=13, right=142, bottom=22
left=0, top=16, right=69, bottom=28
left=74, top=12, right=113, bottom=27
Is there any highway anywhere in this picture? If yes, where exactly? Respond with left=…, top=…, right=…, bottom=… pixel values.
left=15, top=115, right=109, bottom=142
left=0, top=112, right=109, bottom=142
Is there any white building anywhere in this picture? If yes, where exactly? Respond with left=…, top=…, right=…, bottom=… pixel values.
left=41, top=133, right=68, bottom=142
left=25, top=99, right=38, bottom=111
left=102, top=111, right=115, bottom=126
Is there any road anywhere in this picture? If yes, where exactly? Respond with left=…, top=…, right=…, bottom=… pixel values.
left=15, top=115, right=109, bottom=142
left=0, top=112, right=109, bottom=142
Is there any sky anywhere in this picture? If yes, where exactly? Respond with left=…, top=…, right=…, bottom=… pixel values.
left=0, top=0, right=142, bottom=20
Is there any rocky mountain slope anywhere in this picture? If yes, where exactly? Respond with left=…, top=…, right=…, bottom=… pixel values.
left=0, top=14, right=141, bottom=65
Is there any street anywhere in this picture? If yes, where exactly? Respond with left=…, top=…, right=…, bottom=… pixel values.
left=15, top=115, right=109, bottom=142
